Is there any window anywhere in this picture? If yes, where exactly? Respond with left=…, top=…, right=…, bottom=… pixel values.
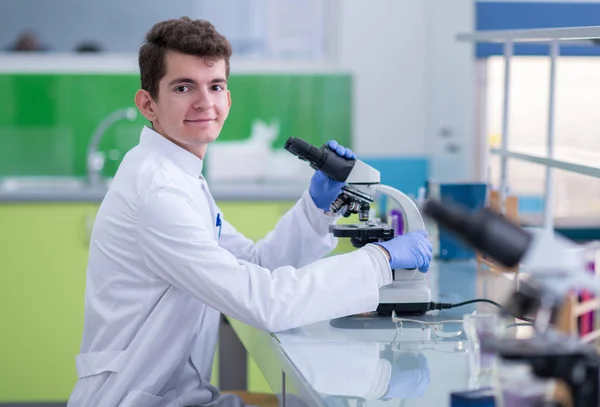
left=485, top=56, right=600, bottom=217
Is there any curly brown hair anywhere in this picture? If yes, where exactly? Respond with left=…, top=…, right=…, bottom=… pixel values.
left=139, top=17, right=232, bottom=100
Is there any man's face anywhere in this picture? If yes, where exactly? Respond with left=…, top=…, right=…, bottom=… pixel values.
left=136, top=51, right=231, bottom=159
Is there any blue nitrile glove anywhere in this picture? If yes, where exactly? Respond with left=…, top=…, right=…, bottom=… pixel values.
left=309, top=140, right=356, bottom=211
left=374, top=230, right=433, bottom=272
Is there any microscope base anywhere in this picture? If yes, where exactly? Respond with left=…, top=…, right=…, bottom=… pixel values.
left=377, top=280, right=432, bottom=316
left=376, top=302, right=431, bottom=316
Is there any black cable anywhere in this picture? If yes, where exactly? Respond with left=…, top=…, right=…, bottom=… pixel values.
left=441, top=299, right=505, bottom=309
left=429, top=299, right=535, bottom=323
left=429, top=298, right=504, bottom=311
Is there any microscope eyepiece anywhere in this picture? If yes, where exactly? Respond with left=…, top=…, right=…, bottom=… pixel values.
left=284, top=137, right=355, bottom=182
left=284, top=137, right=322, bottom=164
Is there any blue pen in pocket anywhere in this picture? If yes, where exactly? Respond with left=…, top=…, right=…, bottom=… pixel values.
left=216, top=213, right=222, bottom=238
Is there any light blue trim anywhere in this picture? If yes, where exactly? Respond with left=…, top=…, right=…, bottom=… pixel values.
left=362, top=157, right=428, bottom=198
left=517, top=195, right=544, bottom=214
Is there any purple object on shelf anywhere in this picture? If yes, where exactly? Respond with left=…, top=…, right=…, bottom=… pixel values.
left=579, top=260, right=596, bottom=336
left=390, top=209, right=404, bottom=236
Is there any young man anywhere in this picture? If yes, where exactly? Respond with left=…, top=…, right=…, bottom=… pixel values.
left=67, top=17, right=432, bottom=407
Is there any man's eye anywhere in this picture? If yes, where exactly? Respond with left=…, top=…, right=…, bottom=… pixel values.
left=175, top=85, right=190, bottom=93
left=211, top=84, right=224, bottom=91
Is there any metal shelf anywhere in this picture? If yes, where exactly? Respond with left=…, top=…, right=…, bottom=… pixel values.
left=490, top=148, right=600, bottom=179
left=457, top=25, right=600, bottom=43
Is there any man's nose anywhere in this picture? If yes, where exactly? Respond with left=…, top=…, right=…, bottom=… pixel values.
left=192, top=88, right=212, bottom=110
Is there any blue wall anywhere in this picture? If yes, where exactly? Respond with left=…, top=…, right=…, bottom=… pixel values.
left=476, top=1, right=600, bottom=57
left=363, top=157, right=428, bottom=197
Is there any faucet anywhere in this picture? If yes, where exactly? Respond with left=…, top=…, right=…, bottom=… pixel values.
left=87, top=107, right=137, bottom=187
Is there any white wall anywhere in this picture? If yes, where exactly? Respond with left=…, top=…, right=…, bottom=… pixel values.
left=336, top=0, right=476, bottom=182
left=424, top=0, right=477, bottom=182
left=335, top=0, right=428, bottom=157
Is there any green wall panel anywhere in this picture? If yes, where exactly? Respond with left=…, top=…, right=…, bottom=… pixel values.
left=0, top=73, right=352, bottom=178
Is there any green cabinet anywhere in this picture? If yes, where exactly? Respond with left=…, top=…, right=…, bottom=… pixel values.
left=0, top=203, right=97, bottom=402
left=0, top=199, right=355, bottom=401
left=0, top=201, right=295, bottom=401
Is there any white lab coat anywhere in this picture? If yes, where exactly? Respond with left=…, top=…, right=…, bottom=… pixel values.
left=67, top=126, right=391, bottom=407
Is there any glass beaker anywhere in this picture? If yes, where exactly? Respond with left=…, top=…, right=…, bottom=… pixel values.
left=463, top=313, right=505, bottom=376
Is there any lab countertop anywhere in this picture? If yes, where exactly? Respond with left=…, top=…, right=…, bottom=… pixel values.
left=0, top=178, right=308, bottom=203
left=228, top=259, right=520, bottom=406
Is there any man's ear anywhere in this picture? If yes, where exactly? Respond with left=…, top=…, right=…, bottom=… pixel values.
left=135, top=89, right=157, bottom=122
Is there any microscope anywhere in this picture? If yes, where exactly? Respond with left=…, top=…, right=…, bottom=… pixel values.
left=284, top=137, right=432, bottom=315
left=422, top=198, right=600, bottom=407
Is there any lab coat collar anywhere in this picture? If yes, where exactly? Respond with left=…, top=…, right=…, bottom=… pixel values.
left=140, top=126, right=204, bottom=179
